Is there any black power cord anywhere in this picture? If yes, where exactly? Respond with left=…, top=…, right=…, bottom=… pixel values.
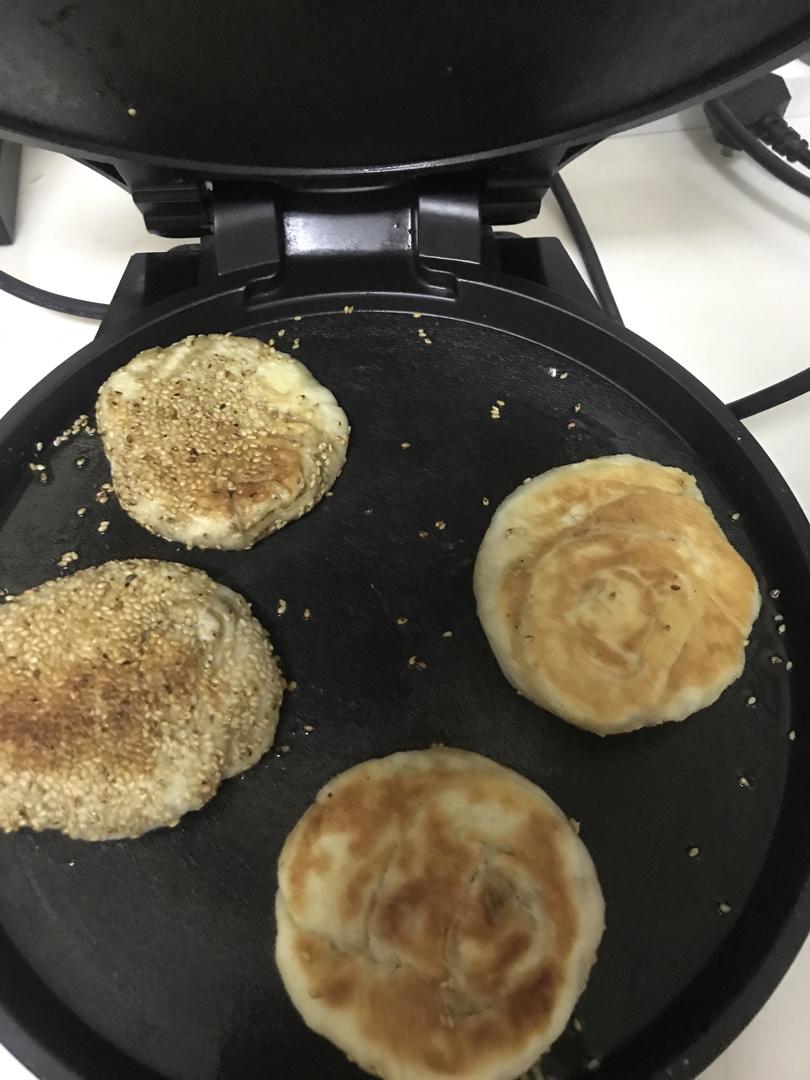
left=0, top=267, right=108, bottom=320
left=704, top=73, right=810, bottom=197
left=550, top=173, right=624, bottom=325
left=729, top=368, right=810, bottom=420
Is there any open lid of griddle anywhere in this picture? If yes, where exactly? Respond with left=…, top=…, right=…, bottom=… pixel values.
left=1, top=0, right=809, bottom=179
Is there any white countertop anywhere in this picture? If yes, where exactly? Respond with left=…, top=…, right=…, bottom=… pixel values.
left=0, top=117, right=809, bottom=1079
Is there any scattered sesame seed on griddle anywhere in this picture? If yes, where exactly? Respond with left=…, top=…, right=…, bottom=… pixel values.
left=771, top=655, right=783, bottom=665
left=567, top=421, right=577, bottom=429
left=574, top=402, right=582, bottom=412
left=423, top=337, right=432, bottom=345
left=548, top=367, right=558, bottom=377
left=496, top=399, right=505, bottom=407
left=434, top=520, right=446, bottom=530
left=746, top=695, right=757, bottom=706
left=127, top=106, right=138, bottom=117
left=490, top=404, right=501, bottom=419
left=292, top=338, right=300, bottom=350
left=75, top=458, right=86, bottom=468
left=786, top=660, right=793, bottom=671
left=287, top=680, right=298, bottom=691
left=400, top=441, right=411, bottom=449
left=442, top=630, right=453, bottom=638
left=730, top=512, right=740, bottom=521
left=573, top=1017, right=584, bottom=1033
left=789, top=729, right=797, bottom=741
left=28, top=462, right=45, bottom=472
left=412, top=312, right=422, bottom=318
left=278, top=745, right=291, bottom=754
left=418, top=530, right=428, bottom=538
left=418, top=328, right=426, bottom=338
left=560, top=372, right=569, bottom=380
left=396, top=616, right=408, bottom=626
left=35, top=441, right=43, bottom=452
left=77, top=507, right=87, bottom=517
left=95, top=483, right=114, bottom=504
left=408, top=655, right=418, bottom=667
left=57, top=551, right=79, bottom=569
left=770, top=588, right=781, bottom=598
left=303, top=724, right=314, bottom=733
left=276, top=328, right=286, bottom=337
left=343, top=305, right=354, bottom=314
left=39, top=471, right=49, bottom=484
left=97, top=521, right=110, bottom=534
left=277, top=598, right=287, bottom=615
left=482, top=496, right=490, bottom=506
left=293, top=315, right=302, bottom=321
left=687, top=846, right=700, bottom=858
left=717, top=902, right=732, bottom=915
left=303, top=608, right=311, bottom=620
left=738, top=775, right=751, bottom=788
left=586, top=1059, right=600, bottom=1072
left=2, top=594, right=15, bottom=603
left=778, top=623, right=786, bottom=635
left=774, top=613, right=783, bottom=622
left=53, top=414, right=89, bottom=447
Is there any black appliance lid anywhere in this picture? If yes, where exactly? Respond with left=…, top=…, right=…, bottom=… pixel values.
left=1, top=0, right=809, bottom=178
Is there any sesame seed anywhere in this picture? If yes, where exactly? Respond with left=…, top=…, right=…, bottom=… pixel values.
left=786, top=660, right=793, bottom=671
left=567, top=421, right=577, bottom=429
left=77, top=507, right=87, bottom=517
left=293, top=315, right=302, bottom=321
left=28, top=462, right=45, bottom=472
left=396, top=617, right=408, bottom=626
left=574, top=402, right=582, bottom=412
left=39, top=471, right=49, bottom=484
left=97, top=521, right=110, bottom=534
left=278, top=745, right=290, bottom=754
left=413, top=313, right=423, bottom=318
left=303, top=724, right=314, bottom=733
left=303, top=608, right=311, bottom=620
left=127, top=106, right=138, bottom=117
left=57, top=551, right=79, bottom=569
left=277, top=599, right=287, bottom=615
left=75, top=458, right=86, bottom=468
left=774, top=613, right=783, bottom=622
left=770, top=588, right=780, bottom=598
left=434, top=520, right=446, bottom=530
left=408, top=655, right=417, bottom=667
left=789, top=729, right=796, bottom=741
left=423, top=337, right=432, bottom=345
left=418, top=328, right=426, bottom=337
left=717, top=902, right=732, bottom=915
left=442, top=630, right=453, bottom=638
left=738, top=775, right=751, bottom=788
left=573, top=1017, right=584, bottom=1033
left=730, top=512, right=740, bottom=521
left=400, top=441, right=411, bottom=449
left=418, top=530, right=428, bottom=538
left=292, top=338, right=300, bottom=350
left=35, top=442, right=43, bottom=452
left=746, top=695, right=756, bottom=706
left=496, top=399, right=505, bottom=407
left=778, top=623, right=786, bottom=635
left=343, top=305, right=354, bottom=314
left=688, top=846, right=700, bottom=858
left=482, top=496, right=489, bottom=506
left=287, top=680, right=298, bottom=691
left=490, top=405, right=501, bottom=419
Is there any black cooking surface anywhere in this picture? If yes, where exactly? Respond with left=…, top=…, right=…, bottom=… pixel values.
left=1, top=0, right=809, bottom=175
left=0, top=310, right=806, bottom=1080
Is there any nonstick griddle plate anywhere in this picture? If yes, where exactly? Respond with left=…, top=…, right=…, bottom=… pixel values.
left=0, top=287, right=808, bottom=1080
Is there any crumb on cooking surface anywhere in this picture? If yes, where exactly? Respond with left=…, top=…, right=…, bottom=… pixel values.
left=57, top=551, right=79, bottom=569
left=277, top=599, right=287, bottom=615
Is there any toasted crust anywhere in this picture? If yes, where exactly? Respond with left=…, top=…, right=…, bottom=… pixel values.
left=276, top=748, right=604, bottom=1080
left=97, top=334, right=349, bottom=550
left=474, top=455, right=761, bottom=734
left=0, top=560, right=284, bottom=840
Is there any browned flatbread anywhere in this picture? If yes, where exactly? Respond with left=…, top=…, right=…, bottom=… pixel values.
left=0, top=559, right=283, bottom=840
left=475, top=455, right=760, bottom=734
left=97, top=334, right=349, bottom=550
left=276, top=748, right=604, bottom=1080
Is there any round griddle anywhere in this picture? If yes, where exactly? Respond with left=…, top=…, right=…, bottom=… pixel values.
left=1, top=0, right=809, bottom=176
left=0, top=278, right=808, bottom=1080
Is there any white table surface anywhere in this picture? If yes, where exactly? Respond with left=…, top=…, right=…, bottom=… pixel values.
left=0, top=121, right=808, bottom=1079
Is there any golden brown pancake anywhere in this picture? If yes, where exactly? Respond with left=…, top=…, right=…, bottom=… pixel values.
left=276, top=748, right=604, bottom=1080
left=0, top=559, right=284, bottom=840
left=474, top=455, right=760, bottom=734
left=97, top=334, right=349, bottom=549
